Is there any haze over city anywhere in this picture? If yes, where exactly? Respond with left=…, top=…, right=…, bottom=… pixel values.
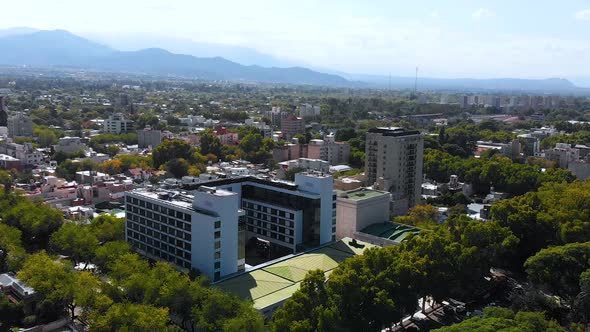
left=2, top=0, right=590, bottom=85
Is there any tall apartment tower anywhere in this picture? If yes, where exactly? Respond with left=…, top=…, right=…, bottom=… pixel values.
left=365, top=127, right=424, bottom=215
left=0, top=96, right=7, bottom=127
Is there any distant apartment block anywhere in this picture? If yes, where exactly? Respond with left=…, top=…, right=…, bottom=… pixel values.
left=307, top=134, right=350, bottom=165
left=365, top=127, right=424, bottom=215
left=272, top=142, right=307, bottom=162
left=104, top=113, right=133, bottom=134
left=0, top=142, right=44, bottom=166
left=138, top=126, right=162, bottom=148
left=7, top=112, right=33, bottom=137
left=280, top=115, right=305, bottom=140
left=53, top=136, right=87, bottom=153
left=297, top=103, right=321, bottom=119
left=265, top=107, right=289, bottom=127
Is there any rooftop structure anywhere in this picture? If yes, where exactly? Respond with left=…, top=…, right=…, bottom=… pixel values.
left=355, top=222, right=421, bottom=247
left=216, top=237, right=374, bottom=318
left=335, top=188, right=391, bottom=240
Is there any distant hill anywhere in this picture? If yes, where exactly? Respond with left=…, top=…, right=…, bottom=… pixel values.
left=0, top=30, right=349, bottom=86
left=87, top=34, right=298, bottom=68
left=0, top=30, right=114, bottom=66
left=344, top=74, right=589, bottom=94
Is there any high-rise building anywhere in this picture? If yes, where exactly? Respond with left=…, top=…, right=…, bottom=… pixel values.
left=103, top=113, right=134, bottom=134
left=458, top=95, right=469, bottom=108
left=196, top=173, right=336, bottom=253
left=125, top=186, right=242, bottom=281
left=0, top=95, right=7, bottom=127
left=365, top=127, right=424, bottom=215
left=7, top=112, right=33, bottom=137
left=281, top=115, right=305, bottom=140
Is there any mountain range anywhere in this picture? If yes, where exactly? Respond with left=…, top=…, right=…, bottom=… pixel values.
left=0, top=28, right=588, bottom=93
left=0, top=29, right=348, bottom=86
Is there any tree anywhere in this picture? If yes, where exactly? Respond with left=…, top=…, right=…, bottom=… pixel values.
left=56, top=159, right=82, bottom=181
left=74, top=271, right=113, bottom=322
left=0, top=292, right=23, bottom=328
left=93, top=241, right=131, bottom=273
left=192, top=289, right=261, bottom=332
left=199, top=132, right=222, bottom=158
left=152, top=139, right=196, bottom=169
left=572, top=269, right=590, bottom=324
left=335, top=128, right=356, bottom=142
left=166, top=158, right=190, bottom=178
left=432, top=307, right=566, bottom=332
left=0, top=223, right=26, bottom=272
left=98, top=159, right=123, bottom=175
left=17, top=251, right=76, bottom=321
left=50, top=222, right=98, bottom=266
left=89, top=302, right=177, bottom=332
left=524, top=242, right=590, bottom=301
left=89, top=215, right=125, bottom=242
left=106, top=144, right=120, bottom=157
left=0, top=170, right=12, bottom=194
left=36, top=128, right=57, bottom=147
left=272, top=270, right=338, bottom=332
left=2, top=198, right=64, bottom=249
left=491, top=181, right=590, bottom=269
left=222, top=303, right=265, bottom=332
left=403, top=204, right=439, bottom=226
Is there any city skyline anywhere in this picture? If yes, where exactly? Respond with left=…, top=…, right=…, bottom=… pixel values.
left=2, top=1, right=590, bottom=84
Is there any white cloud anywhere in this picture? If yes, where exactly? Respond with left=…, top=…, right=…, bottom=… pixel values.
left=574, top=9, right=590, bottom=20
left=472, top=8, right=494, bottom=20
left=429, top=11, right=440, bottom=18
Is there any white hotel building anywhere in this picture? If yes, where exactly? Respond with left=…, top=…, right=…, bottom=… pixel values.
left=124, top=172, right=335, bottom=281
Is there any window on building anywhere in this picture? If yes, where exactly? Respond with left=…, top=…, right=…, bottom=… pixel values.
left=214, top=231, right=221, bottom=239
left=214, top=241, right=221, bottom=249
left=214, top=221, right=221, bottom=229
left=214, top=262, right=221, bottom=270
left=214, top=251, right=220, bottom=259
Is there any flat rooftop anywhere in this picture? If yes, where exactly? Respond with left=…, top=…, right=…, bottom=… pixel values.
left=368, top=127, right=421, bottom=137
left=338, top=188, right=389, bottom=201
left=360, top=222, right=421, bottom=245
left=216, top=238, right=375, bottom=310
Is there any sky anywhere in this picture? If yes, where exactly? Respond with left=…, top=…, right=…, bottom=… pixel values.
left=2, top=0, right=590, bottom=83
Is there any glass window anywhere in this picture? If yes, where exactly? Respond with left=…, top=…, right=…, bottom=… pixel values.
left=214, top=251, right=220, bottom=259
left=214, top=231, right=221, bottom=239
left=214, top=221, right=221, bottom=229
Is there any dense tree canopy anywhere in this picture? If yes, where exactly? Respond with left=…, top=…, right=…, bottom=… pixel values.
left=433, top=307, right=566, bottom=332
left=424, top=149, right=574, bottom=196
